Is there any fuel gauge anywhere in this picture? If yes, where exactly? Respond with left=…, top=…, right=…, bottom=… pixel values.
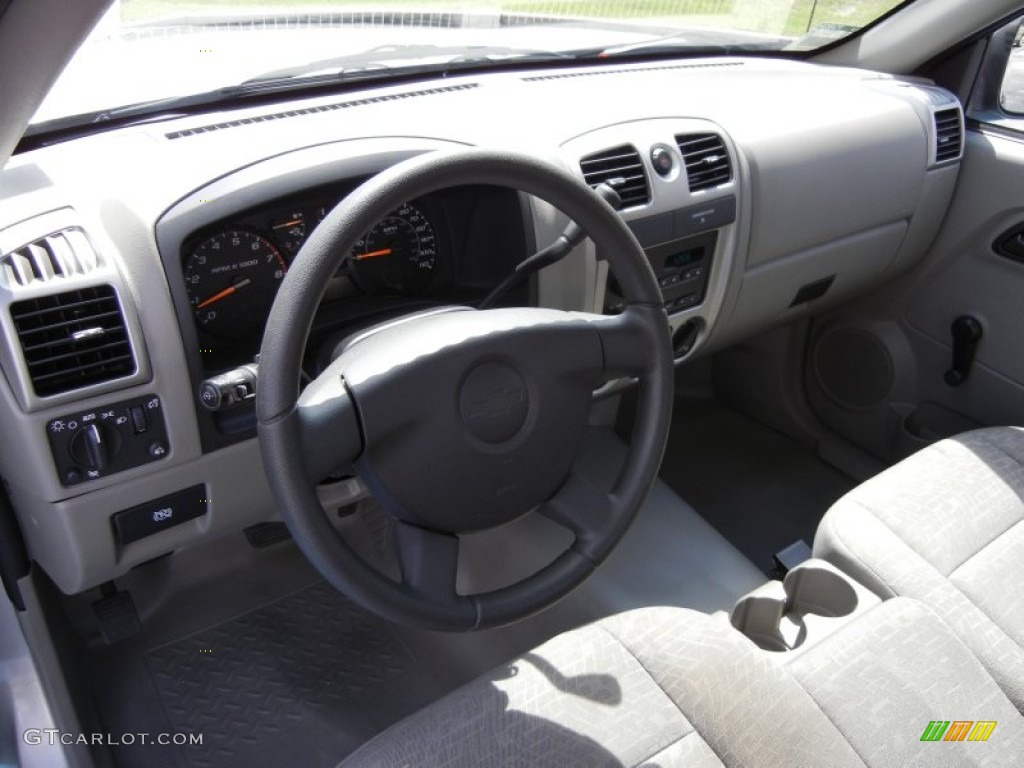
left=269, top=211, right=307, bottom=254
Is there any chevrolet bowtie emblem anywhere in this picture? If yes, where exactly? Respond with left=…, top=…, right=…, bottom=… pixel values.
left=467, top=386, right=525, bottom=420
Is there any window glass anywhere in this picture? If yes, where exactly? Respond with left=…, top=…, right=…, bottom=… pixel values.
left=1001, top=20, right=1024, bottom=113
left=34, top=0, right=910, bottom=130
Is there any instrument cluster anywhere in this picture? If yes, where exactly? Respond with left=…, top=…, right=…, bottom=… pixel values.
left=182, top=191, right=443, bottom=343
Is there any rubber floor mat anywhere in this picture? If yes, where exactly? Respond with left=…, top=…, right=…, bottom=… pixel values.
left=143, top=582, right=419, bottom=768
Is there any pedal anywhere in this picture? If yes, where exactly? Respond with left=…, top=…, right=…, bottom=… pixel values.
left=92, top=587, right=140, bottom=644
left=770, top=539, right=812, bottom=579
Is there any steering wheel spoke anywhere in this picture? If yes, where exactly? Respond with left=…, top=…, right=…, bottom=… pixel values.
left=293, top=361, right=363, bottom=482
left=539, top=471, right=618, bottom=560
left=395, top=521, right=460, bottom=599
left=586, top=305, right=669, bottom=379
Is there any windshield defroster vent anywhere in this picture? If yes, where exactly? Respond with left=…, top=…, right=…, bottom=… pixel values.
left=9, top=285, right=136, bottom=397
left=677, top=133, right=731, bottom=192
left=165, top=83, right=479, bottom=139
left=933, top=108, right=963, bottom=164
left=579, top=145, right=650, bottom=207
left=523, top=61, right=743, bottom=82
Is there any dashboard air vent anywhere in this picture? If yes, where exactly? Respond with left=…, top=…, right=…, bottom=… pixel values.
left=676, top=133, right=731, bottom=192
left=934, top=108, right=963, bottom=163
left=9, top=285, right=136, bottom=397
left=579, top=145, right=650, bottom=207
left=0, top=228, right=101, bottom=289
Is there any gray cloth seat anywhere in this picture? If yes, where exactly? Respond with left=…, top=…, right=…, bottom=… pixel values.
left=340, top=597, right=1024, bottom=767
left=815, top=426, right=1024, bottom=711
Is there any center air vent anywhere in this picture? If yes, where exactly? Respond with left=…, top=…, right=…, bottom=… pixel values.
left=9, top=285, right=136, bottom=397
left=933, top=108, right=963, bottom=163
left=676, top=133, right=732, bottom=192
left=579, top=145, right=650, bottom=207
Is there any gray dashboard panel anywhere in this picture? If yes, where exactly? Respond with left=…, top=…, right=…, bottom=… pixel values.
left=0, top=57, right=962, bottom=593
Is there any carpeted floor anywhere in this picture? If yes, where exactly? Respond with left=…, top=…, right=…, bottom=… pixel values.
left=657, top=396, right=857, bottom=573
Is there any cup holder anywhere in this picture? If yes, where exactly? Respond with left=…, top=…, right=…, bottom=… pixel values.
left=730, top=560, right=876, bottom=653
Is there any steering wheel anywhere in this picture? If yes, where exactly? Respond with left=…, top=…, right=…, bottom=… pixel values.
left=257, top=149, right=672, bottom=631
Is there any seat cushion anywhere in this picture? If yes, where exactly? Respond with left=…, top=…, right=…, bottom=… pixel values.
left=339, top=598, right=1024, bottom=767
left=788, top=597, right=1024, bottom=766
left=814, top=426, right=1024, bottom=710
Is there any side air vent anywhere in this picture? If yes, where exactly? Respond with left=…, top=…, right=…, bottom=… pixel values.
left=0, top=228, right=102, bottom=289
left=677, top=133, right=732, bottom=192
left=934, top=108, right=963, bottom=163
left=579, top=145, right=650, bottom=207
left=9, top=285, right=136, bottom=397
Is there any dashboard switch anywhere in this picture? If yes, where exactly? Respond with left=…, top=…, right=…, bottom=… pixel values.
left=69, top=423, right=121, bottom=471
left=130, top=405, right=148, bottom=434
left=48, top=394, right=170, bottom=486
left=83, top=424, right=112, bottom=469
left=199, top=364, right=259, bottom=411
left=651, top=145, right=675, bottom=176
left=112, top=485, right=206, bottom=546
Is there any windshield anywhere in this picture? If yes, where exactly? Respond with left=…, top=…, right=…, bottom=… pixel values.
left=34, top=0, right=908, bottom=130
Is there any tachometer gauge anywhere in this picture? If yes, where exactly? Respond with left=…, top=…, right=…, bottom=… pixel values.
left=352, top=202, right=437, bottom=294
left=269, top=211, right=306, bottom=254
left=184, top=230, right=287, bottom=340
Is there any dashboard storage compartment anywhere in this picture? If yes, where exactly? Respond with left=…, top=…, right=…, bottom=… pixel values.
left=730, top=559, right=880, bottom=653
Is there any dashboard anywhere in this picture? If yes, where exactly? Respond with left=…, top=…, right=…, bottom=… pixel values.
left=0, top=56, right=964, bottom=595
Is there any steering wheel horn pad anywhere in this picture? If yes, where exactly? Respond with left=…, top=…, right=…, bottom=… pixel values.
left=459, top=360, right=527, bottom=444
left=257, top=148, right=673, bottom=631
left=341, top=307, right=603, bottom=533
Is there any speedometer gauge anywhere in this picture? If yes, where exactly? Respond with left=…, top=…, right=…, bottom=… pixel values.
left=269, top=211, right=306, bottom=254
left=352, top=202, right=437, bottom=295
left=184, top=230, right=287, bottom=341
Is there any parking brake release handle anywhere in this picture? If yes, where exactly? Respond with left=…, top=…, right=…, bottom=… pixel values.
left=944, top=315, right=983, bottom=387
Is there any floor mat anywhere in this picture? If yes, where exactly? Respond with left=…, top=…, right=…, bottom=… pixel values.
left=137, top=583, right=429, bottom=768
left=658, top=397, right=857, bottom=573
left=85, top=428, right=766, bottom=767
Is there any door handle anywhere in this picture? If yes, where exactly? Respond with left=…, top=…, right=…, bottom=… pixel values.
left=994, top=224, right=1024, bottom=262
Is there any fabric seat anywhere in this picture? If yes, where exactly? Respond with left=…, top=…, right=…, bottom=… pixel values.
left=815, top=426, right=1024, bottom=711
left=340, top=597, right=1024, bottom=766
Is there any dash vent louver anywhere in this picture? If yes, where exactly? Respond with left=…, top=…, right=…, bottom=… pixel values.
left=933, top=108, right=963, bottom=163
left=676, top=133, right=731, bottom=192
left=165, top=83, right=478, bottom=139
left=579, top=145, right=650, bottom=207
left=522, top=61, right=743, bottom=82
left=9, top=285, right=136, bottom=397
left=0, top=228, right=101, bottom=289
